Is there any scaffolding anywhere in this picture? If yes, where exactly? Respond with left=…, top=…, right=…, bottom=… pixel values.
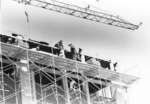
left=0, top=34, right=139, bottom=104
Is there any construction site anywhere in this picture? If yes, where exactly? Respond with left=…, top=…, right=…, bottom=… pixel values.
left=0, top=0, right=140, bottom=104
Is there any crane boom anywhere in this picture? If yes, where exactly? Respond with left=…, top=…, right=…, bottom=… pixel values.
left=14, top=0, right=140, bottom=30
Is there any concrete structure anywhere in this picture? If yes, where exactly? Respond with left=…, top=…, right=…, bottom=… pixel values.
left=0, top=34, right=138, bottom=104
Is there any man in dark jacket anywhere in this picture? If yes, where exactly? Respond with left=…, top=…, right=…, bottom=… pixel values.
left=68, top=43, right=78, bottom=60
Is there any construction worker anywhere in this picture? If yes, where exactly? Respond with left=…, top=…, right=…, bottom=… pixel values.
left=99, top=59, right=111, bottom=70
left=77, top=48, right=85, bottom=63
left=70, top=80, right=76, bottom=91
left=12, top=33, right=27, bottom=48
left=54, top=40, right=65, bottom=58
left=55, top=40, right=64, bottom=49
left=70, top=80, right=79, bottom=92
left=110, top=60, right=118, bottom=71
left=68, top=43, right=78, bottom=60
left=7, top=37, right=13, bottom=44
left=85, top=5, right=90, bottom=10
left=113, top=62, right=118, bottom=71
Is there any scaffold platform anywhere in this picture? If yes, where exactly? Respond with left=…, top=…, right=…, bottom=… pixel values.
left=0, top=35, right=139, bottom=104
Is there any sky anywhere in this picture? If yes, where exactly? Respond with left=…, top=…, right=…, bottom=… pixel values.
left=1, top=0, right=150, bottom=104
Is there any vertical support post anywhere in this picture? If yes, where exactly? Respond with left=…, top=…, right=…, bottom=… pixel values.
left=0, top=73, right=5, bottom=104
left=14, top=66, right=19, bottom=104
left=116, top=86, right=128, bottom=104
left=0, top=0, right=2, bottom=34
left=110, top=85, right=117, bottom=99
left=30, top=71, right=36, bottom=104
left=84, top=82, right=91, bottom=104
left=76, top=62, right=83, bottom=104
left=63, top=71, right=71, bottom=104
left=0, top=35, right=5, bottom=104
left=18, top=62, right=35, bottom=104
left=0, top=66, right=5, bottom=104
left=39, top=71, right=44, bottom=104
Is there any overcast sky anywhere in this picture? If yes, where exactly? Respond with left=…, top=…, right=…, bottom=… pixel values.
left=1, top=0, right=150, bottom=104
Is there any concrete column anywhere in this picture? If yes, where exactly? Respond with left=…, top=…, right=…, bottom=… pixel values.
left=84, top=82, right=91, bottom=104
left=62, top=74, right=71, bottom=104
left=115, top=87, right=127, bottom=104
left=17, top=61, right=36, bottom=104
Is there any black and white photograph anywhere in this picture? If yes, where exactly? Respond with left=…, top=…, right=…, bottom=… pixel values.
left=0, top=0, right=149, bottom=104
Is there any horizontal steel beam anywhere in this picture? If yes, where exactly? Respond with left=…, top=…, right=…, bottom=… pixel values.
left=13, top=0, right=140, bottom=30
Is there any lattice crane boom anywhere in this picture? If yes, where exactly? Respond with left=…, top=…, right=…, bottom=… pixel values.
left=13, top=0, right=140, bottom=30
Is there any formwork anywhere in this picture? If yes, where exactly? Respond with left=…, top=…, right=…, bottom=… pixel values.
left=0, top=34, right=138, bottom=104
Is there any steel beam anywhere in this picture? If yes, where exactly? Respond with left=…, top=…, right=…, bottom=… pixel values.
left=13, top=0, right=140, bottom=30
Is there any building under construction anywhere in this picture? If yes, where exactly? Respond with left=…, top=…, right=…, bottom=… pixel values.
left=0, top=0, right=139, bottom=104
